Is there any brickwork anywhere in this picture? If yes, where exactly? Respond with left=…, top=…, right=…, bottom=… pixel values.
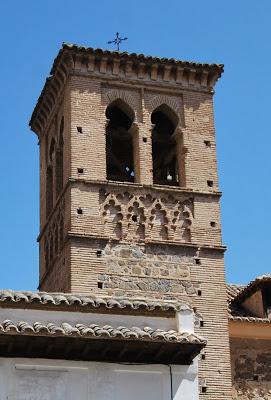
left=230, top=338, right=271, bottom=399
left=30, top=45, right=231, bottom=399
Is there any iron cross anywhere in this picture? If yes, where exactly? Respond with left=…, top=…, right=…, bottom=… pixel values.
left=107, top=32, right=128, bottom=51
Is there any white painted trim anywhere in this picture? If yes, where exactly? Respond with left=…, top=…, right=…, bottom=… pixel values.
left=0, top=307, right=176, bottom=331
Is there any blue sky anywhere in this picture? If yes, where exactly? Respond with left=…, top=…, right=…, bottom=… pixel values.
left=0, top=0, right=270, bottom=290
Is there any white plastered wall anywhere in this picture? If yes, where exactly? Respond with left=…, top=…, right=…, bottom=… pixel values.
left=0, top=357, right=199, bottom=400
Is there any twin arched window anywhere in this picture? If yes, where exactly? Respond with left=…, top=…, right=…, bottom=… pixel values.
left=106, top=100, right=180, bottom=186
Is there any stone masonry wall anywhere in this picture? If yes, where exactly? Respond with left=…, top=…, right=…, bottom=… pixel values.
left=230, top=338, right=271, bottom=400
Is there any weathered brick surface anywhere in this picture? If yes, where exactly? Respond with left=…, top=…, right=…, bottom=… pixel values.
left=230, top=338, right=271, bottom=399
left=31, top=48, right=232, bottom=400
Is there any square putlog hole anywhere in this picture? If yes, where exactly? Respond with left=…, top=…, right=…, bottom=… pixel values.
left=207, top=180, right=213, bottom=187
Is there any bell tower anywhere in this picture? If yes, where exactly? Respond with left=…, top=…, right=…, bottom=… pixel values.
left=30, top=43, right=232, bottom=399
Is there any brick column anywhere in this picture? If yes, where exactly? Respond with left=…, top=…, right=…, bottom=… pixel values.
left=135, top=90, right=153, bottom=185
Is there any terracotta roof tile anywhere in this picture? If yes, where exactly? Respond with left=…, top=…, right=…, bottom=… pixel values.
left=232, top=274, right=271, bottom=303
left=56, top=43, right=224, bottom=74
left=227, top=277, right=271, bottom=323
left=0, top=320, right=206, bottom=345
left=0, top=290, right=187, bottom=312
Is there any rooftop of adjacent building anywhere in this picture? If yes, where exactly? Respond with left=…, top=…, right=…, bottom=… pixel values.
left=227, top=274, right=271, bottom=323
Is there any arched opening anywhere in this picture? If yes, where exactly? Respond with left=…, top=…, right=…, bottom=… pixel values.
left=55, top=117, right=64, bottom=198
left=106, top=100, right=135, bottom=182
left=45, top=239, right=49, bottom=271
left=46, top=166, right=53, bottom=217
left=151, top=105, right=179, bottom=186
left=49, top=138, right=55, bottom=162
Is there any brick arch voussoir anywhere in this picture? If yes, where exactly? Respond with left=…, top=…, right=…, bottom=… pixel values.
left=105, top=89, right=138, bottom=119
left=148, top=95, right=181, bottom=119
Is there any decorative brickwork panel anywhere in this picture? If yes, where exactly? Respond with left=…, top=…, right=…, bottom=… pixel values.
left=43, top=199, right=65, bottom=271
left=99, top=188, right=193, bottom=243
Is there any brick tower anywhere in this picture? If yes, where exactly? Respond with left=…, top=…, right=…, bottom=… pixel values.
left=30, top=44, right=232, bottom=399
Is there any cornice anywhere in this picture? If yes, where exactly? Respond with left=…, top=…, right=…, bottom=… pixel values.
left=29, top=43, right=224, bottom=137
left=67, top=231, right=227, bottom=252
left=69, top=177, right=222, bottom=197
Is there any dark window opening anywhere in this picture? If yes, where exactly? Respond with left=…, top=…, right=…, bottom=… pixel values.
left=45, top=241, right=49, bottom=271
left=46, top=167, right=53, bottom=218
left=49, top=138, right=55, bottom=162
left=198, top=290, right=202, bottom=297
left=96, top=250, right=103, bottom=257
left=106, top=101, right=135, bottom=182
left=55, top=127, right=64, bottom=199
left=262, top=286, right=271, bottom=317
left=77, top=126, right=83, bottom=133
left=210, top=221, right=216, bottom=227
left=77, top=168, right=84, bottom=174
left=201, top=386, right=207, bottom=393
left=98, top=282, right=103, bottom=289
left=77, top=208, right=83, bottom=215
left=151, top=105, right=179, bottom=186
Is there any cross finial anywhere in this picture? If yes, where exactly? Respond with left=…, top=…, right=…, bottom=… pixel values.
left=107, top=32, right=128, bottom=51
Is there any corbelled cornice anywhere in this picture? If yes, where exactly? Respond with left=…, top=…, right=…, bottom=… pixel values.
left=29, top=43, right=224, bottom=137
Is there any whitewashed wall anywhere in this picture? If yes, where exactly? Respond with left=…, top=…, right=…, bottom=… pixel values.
left=0, top=357, right=199, bottom=400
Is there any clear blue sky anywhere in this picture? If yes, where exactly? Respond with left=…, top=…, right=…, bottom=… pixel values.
left=0, top=0, right=270, bottom=290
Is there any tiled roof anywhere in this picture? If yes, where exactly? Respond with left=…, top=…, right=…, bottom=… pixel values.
left=0, top=320, right=206, bottom=345
left=231, top=274, right=271, bottom=303
left=226, top=283, right=244, bottom=302
left=0, top=290, right=187, bottom=312
left=227, top=276, right=271, bottom=324
left=54, top=43, right=224, bottom=74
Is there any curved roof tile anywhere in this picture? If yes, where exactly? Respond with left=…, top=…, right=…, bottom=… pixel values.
left=0, top=320, right=206, bottom=345
left=0, top=290, right=188, bottom=312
